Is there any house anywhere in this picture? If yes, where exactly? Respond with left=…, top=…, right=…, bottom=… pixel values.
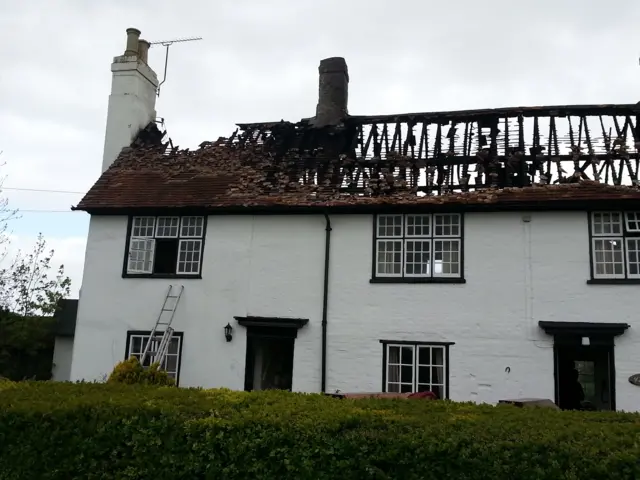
left=69, top=27, right=640, bottom=411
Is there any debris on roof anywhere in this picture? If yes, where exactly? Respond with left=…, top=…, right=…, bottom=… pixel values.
left=75, top=103, right=640, bottom=213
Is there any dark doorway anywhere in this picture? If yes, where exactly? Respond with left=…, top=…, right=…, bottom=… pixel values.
left=539, top=321, right=629, bottom=412
left=235, top=316, right=309, bottom=392
left=244, top=334, right=294, bottom=391
left=556, top=344, right=613, bottom=411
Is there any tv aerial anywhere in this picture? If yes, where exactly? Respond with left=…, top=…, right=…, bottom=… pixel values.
left=149, top=36, right=202, bottom=97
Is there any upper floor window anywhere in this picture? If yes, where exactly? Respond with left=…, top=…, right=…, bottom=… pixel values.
left=373, top=213, right=463, bottom=282
left=589, top=212, right=640, bottom=280
left=125, top=216, right=205, bottom=277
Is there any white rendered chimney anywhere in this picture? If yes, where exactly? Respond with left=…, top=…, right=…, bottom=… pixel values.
left=101, top=28, right=158, bottom=172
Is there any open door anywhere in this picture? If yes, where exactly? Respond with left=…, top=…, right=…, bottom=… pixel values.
left=234, top=316, right=309, bottom=392
left=556, top=345, right=613, bottom=411
left=245, top=335, right=294, bottom=391
left=540, top=321, right=628, bottom=412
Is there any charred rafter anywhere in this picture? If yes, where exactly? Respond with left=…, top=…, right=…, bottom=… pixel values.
left=231, top=104, right=640, bottom=197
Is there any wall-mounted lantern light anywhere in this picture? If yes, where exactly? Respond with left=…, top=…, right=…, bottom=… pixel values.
left=224, top=323, right=233, bottom=342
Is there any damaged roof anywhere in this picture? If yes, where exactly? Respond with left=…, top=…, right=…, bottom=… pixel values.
left=74, top=103, right=640, bottom=213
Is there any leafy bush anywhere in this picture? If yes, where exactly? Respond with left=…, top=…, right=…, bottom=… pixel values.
left=107, top=356, right=174, bottom=386
left=0, top=382, right=639, bottom=479
left=0, top=309, right=55, bottom=380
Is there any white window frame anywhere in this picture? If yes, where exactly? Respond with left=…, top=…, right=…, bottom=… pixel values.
left=374, top=213, right=462, bottom=279
left=127, top=238, right=156, bottom=274
left=180, top=216, right=205, bottom=238
left=590, top=212, right=640, bottom=280
left=126, top=215, right=206, bottom=276
left=176, top=239, right=204, bottom=275
left=383, top=342, right=448, bottom=399
left=127, top=331, right=182, bottom=384
left=155, top=216, right=180, bottom=238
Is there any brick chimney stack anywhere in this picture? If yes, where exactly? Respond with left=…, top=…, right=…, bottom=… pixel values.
left=311, top=57, right=349, bottom=127
left=101, top=28, right=158, bottom=172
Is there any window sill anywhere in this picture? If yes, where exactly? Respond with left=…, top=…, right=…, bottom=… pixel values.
left=370, top=277, right=466, bottom=284
left=122, top=273, right=203, bottom=279
left=587, top=279, right=640, bottom=285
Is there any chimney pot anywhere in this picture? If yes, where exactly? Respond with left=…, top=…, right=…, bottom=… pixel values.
left=138, top=39, right=150, bottom=64
left=125, top=27, right=141, bottom=57
left=313, top=57, right=349, bottom=127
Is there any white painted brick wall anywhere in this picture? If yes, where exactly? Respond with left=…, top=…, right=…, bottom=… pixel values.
left=70, top=211, right=640, bottom=411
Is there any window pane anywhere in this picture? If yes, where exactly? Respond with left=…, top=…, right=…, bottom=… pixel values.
left=177, top=240, right=202, bottom=274
left=400, top=346, right=413, bottom=364
left=132, top=217, right=155, bottom=237
left=401, top=365, right=413, bottom=383
left=168, top=338, right=180, bottom=354
left=433, top=240, right=461, bottom=277
left=388, top=365, right=400, bottom=383
left=405, top=240, right=431, bottom=276
left=431, top=348, right=444, bottom=366
left=418, top=347, right=430, bottom=366
left=377, top=215, right=403, bottom=237
left=434, top=214, right=461, bottom=237
left=130, top=336, right=143, bottom=355
left=406, top=215, right=430, bottom=237
left=376, top=240, right=402, bottom=276
left=180, top=217, right=204, bottom=237
left=400, top=383, right=413, bottom=393
left=156, top=217, right=179, bottom=237
left=418, top=365, right=430, bottom=384
left=431, top=385, right=443, bottom=399
left=593, top=238, right=625, bottom=278
left=388, top=346, right=400, bottom=364
left=164, top=355, right=178, bottom=372
left=592, top=212, right=622, bottom=235
left=626, top=212, right=640, bottom=232
left=388, top=383, right=400, bottom=393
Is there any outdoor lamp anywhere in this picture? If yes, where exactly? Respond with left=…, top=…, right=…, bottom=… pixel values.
left=224, top=323, right=233, bottom=342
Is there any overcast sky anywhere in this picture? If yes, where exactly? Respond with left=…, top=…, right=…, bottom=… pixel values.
left=1, top=0, right=640, bottom=297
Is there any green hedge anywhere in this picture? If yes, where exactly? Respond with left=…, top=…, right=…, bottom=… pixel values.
left=0, top=382, right=639, bottom=479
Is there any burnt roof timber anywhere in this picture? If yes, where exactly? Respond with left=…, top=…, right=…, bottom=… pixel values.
left=237, top=104, right=640, bottom=130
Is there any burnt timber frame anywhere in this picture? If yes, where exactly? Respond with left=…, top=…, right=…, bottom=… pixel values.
left=233, top=104, right=640, bottom=195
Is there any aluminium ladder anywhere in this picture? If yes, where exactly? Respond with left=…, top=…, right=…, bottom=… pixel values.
left=139, top=284, right=184, bottom=369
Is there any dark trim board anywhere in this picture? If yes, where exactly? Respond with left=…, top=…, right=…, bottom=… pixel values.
left=77, top=198, right=640, bottom=216
left=587, top=279, right=640, bottom=285
left=538, top=321, right=630, bottom=338
left=379, top=340, right=456, bottom=346
left=234, top=316, right=309, bottom=330
left=370, top=277, right=466, bottom=284
left=380, top=340, right=453, bottom=400
left=124, top=330, right=184, bottom=386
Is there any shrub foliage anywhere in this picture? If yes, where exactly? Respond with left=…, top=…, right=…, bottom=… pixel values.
left=0, top=382, right=639, bottom=479
left=107, top=356, right=174, bottom=386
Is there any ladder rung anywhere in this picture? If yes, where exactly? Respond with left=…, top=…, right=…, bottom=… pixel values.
left=161, top=308, right=174, bottom=312
left=167, top=295, right=179, bottom=298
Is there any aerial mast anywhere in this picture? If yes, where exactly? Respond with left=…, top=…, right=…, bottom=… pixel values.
left=149, top=36, right=202, bottom=97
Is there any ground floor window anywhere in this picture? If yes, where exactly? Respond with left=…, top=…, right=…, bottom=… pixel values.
left=125, top=330, right=184, bottom=385
left=380, top=340, right=453, bottom=399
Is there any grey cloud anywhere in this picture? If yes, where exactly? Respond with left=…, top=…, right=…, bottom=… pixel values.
left=2, top=0, right=640, bottom=197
